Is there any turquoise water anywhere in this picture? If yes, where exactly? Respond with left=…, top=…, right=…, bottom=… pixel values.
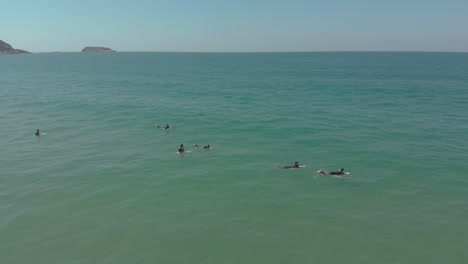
left=1, top=52, right=467, bottom=263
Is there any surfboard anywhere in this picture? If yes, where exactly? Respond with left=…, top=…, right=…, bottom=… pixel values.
left=281, top=165, right=306, bottom=169
left=176, top=150, right=192, bottom=154
left=328, top=174, right=349, bottom=178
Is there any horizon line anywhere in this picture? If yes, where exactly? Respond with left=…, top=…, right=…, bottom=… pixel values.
left=29, top=50, right=468, bottom=54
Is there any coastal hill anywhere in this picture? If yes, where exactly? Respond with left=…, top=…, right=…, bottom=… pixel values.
left=0, top=40, right=30, bottom=54
left=81, top=46, right=115, bottom=52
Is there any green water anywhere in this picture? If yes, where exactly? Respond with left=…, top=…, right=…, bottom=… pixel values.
left=1, top=52, right=467, bottom=263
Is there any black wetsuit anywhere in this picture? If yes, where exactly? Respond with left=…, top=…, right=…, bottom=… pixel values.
left=329, top=171, right=344, bottom=175
left=282, top=164, right=300, bottom=169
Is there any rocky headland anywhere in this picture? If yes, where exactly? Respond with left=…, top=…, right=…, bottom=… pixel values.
left=81, top=46, right=115, bottom=52
left=0, top=40, right=30, bottom=54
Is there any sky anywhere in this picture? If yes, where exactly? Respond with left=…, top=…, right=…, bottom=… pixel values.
left=1, top=0, right=468, bottom=52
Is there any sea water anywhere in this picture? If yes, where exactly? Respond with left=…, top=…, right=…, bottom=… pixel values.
left=1, top=52, right=467, bottom=263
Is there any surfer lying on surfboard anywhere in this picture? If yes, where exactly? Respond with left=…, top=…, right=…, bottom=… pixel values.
left=193, top=144, right=211, bottom=149
left=157, top=124, right=170, bottom=129
left=317, top=168, right=349, bottom=176
left=281, top=161, right=305, bottom=169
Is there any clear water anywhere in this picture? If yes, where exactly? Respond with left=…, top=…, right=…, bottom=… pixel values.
left=1, top=52, right=467, bottom=263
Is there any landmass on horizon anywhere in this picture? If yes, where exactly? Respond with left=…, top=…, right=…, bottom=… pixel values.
left=1, top=40, right=117, bottom=54
left=0, top=40, right=30, bottom=54
left=81, top=46, right=115, bottom=52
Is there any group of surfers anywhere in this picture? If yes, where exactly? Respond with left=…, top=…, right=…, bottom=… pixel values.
left=157, top=124, right=211, bottom=153
left=162, top=123, right=348, bottom=176
left=35, top=124, right=349, bottom=177
left=178, top=144, right=211, bottom=153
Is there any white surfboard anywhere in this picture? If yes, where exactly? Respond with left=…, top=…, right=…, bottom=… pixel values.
left=281, top=165, right=306, bottom=169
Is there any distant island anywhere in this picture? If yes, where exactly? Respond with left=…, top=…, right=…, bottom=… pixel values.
left=0, top=40, right=30, bottom=54
left=81, top=46, right=115, bottom=52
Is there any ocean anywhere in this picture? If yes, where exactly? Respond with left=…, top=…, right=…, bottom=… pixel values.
left=1, top=52, right=467, bottom=263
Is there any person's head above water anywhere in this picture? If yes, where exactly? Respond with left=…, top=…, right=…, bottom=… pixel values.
left=339, top=168, right=344, bottom=172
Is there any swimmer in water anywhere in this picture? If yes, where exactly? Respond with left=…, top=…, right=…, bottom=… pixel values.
left=292, top=161, right=300, bottom=168
left=35, top=129, right=40, bottom=136
left=178, top=144, right=185, bottom=153
left=203, top=144, right=211, bottom=149
left=317, top=168, right=348, bottom=175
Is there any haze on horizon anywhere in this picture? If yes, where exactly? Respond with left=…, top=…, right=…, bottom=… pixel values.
left=1, top=0, right=467, bottom=53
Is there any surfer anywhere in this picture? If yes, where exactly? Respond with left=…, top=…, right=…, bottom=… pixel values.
left=203, top=144, right=211, bottom=149
left=281, top=161, right=304, bottom=169
left=178, top=144, right=185, bottom=153
left=193, top=144, right=200, bottom=148
left=330, top=168, right=346, bottom=175
left=35, top=129, right=40, bottom=136
left=317, top=168, right=348, bottom=175
left=156, top=124, right=170, bottom=129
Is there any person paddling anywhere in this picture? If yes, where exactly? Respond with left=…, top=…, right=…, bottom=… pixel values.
left=329, top=168, right=346, bottom=175
left=317, top=168, right=348, bottom=175
left=281, top=161, right=304, bottom=169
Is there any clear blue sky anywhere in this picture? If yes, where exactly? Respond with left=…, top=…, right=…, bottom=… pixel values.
left=1, top=0, right=467, bottom=52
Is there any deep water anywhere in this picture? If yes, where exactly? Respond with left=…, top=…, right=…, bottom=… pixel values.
left=1, top=52, right=467, bottom=263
